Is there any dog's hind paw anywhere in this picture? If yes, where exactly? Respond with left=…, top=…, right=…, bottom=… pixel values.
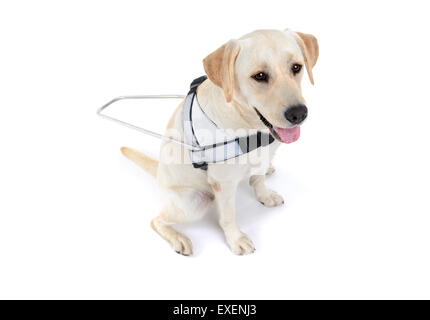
left=257, top=190, right=284, bottom=207
left=171, top=234, right=193, bottom=256
left=228, top=234, right=255, bottom=255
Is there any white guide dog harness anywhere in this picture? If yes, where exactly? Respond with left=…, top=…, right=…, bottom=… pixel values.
left=182, top=76, right=275, bottom=170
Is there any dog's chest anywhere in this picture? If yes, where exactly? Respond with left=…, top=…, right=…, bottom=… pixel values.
left=243, top=143, right=277, bottom=176
left=208, top=143, right=279, bottom=181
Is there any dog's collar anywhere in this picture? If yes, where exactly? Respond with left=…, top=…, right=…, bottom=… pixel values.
left=182, top=76, right=274, bottom=170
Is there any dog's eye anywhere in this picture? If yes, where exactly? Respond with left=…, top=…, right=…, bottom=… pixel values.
left=291, top=64, right=302, bottom=74
left=252, top=72, right=268, bottom=82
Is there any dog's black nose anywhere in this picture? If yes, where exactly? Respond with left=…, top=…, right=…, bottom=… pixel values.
left=284, top=104, right=308, bottom=125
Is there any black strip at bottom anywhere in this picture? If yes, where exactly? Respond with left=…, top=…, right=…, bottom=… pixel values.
left=0, top=300, right=428, bottom=319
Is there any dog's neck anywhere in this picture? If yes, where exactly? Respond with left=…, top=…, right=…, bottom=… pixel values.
left=196, top=80, right=259, bottom=131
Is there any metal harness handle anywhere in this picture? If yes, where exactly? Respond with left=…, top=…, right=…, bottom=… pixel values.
left=97, top=95, right=204, bottom=151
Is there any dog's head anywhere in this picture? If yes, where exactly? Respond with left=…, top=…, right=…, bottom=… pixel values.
left=203, top=29, right=318, bottom=143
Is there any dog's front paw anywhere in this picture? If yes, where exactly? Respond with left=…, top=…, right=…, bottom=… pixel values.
left=258, top=190, right=284, bottom=207
left=227, top=233, right=255, bottom=255
left=266, top=166, right=276, bottom=175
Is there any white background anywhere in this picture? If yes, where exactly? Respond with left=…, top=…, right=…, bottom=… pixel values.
left=1, top=0, right=429, bottom=299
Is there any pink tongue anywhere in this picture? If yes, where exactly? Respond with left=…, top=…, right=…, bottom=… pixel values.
left=274, top=126, right=300, bottom=144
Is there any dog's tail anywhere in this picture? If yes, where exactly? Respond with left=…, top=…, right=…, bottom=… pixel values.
left=120, top=147, right=158, bottom=178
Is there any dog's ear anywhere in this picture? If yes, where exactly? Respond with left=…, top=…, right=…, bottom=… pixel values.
left=203, top=40, right=240, bottom=103
left=294, top=32, right=319, bottom=85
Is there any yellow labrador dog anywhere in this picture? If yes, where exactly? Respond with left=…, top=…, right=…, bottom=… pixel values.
left=121, top=29, right=318, bottom=255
